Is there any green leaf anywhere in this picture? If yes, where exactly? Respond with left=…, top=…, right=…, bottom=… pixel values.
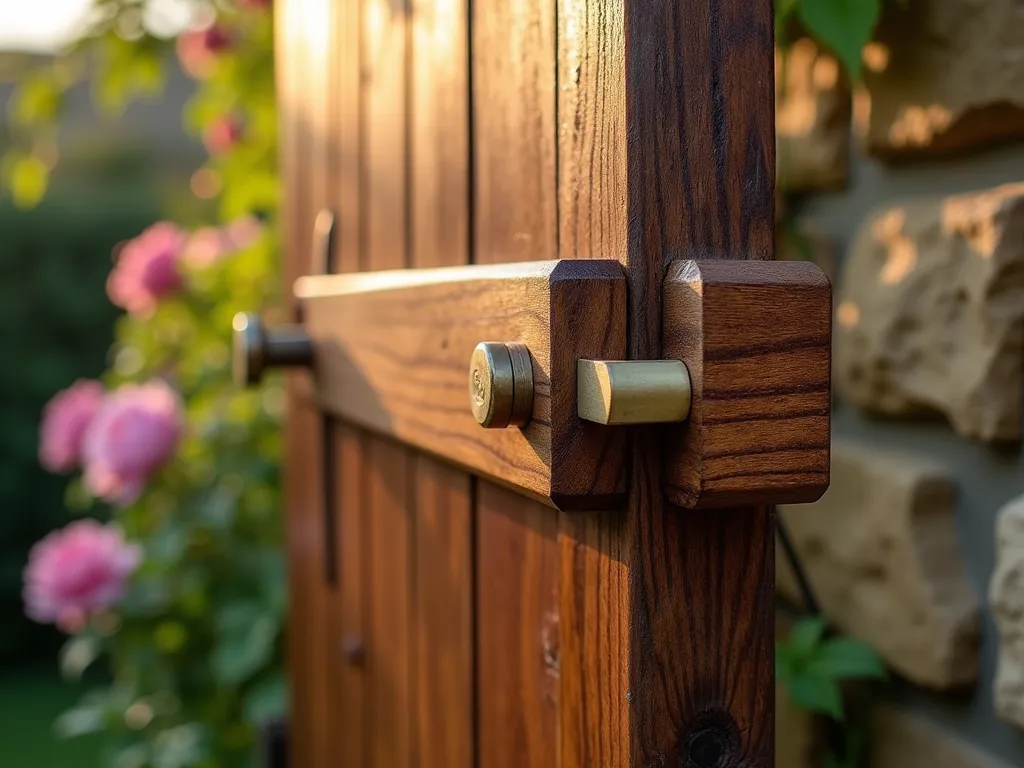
left=809, top=637, right=888, bottom=680
left=243, top=672, right=288, bottom=724
left=789, top=616, right=828, bottom=655
left=55, top=703, right=107, bottom=738
left=213, top=601, right=279, bottom=685
left=797, top=0, right=880, bottom=80
left=152, top=724, right=212, bottom=768
left=786, top=672, right=844, bottom=720
left=775, top=0, right=802, bottom=42
left=9, top=155, right=49, bottom=208
left=59, top=635, right=102, bottom=680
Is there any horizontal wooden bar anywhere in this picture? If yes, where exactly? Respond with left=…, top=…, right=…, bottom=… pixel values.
left=295, top=259, right=628, bottom=509
left=662, top=259, right=833, bottom=509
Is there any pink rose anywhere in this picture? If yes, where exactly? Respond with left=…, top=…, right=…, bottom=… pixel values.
left=184, top=217, right=263, bottom=268
left=203, top=115, right=244, bottom=156
left=38, top=379, right=105, bottom=473
left=176, top=26, right=233, bottom=79
left=82, top=381, right=184, bottom=506
left=108, top=222, right=188, bottom=315
left=23, top=520, right=141, bottom=633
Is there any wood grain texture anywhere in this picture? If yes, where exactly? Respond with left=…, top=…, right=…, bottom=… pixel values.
left=413, top=459, right=473, bottom=768
left=361, top=0, right=416, bottom=765
left=295, top=260, right=627, bottom=509
left=476, top=483, right=561, bottom=768
left=329, top=0, right=367, bottom=760
left=474, top=0, right=561, bottom=765
left=557, top=0, right=779, bottom=764
left=664, top=259, right=832, bottom=508
left=409, top=1, right=474, bottom=764
left=623, top=0, right=777, bottom=764
left=276, top=2, right=316, bottom=766
left=303, top=3, right=340, bottom=766
left=554, top=3, right=632, bottom=766
left=367, top=438, right=414, bottom=766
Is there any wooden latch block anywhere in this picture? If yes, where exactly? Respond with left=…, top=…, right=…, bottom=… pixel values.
left=662, top=260, right=832, bottom=508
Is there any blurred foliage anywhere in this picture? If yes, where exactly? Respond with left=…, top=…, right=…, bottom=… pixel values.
left=778, top=617, right=888, bottom=767
left=777, top=0, right=883, bottom=79
left=0, top=185, right=161, bottom=662
left=4, top=0, right=282, bottom=765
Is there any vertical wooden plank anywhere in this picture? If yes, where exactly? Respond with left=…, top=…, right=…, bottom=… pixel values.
left=276, top=2, right=316, bottom=767
left=301, top=2, right=338, bottom=767
left=623, top=0, right=776, bottom=761
left=473, top=0, right=559, bottom=766
left=412, top=460, right=473, bottom=767
left=361, top=0, right=415, bottom=765
left=556, top=0, right=777, bottom=765
left=410, top=0, right=474, bottom=766
left=555, top=4, right=630, bottom=765
left=332, top=0, right=368, bottom=764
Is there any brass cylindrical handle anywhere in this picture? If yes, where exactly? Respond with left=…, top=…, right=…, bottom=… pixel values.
left=232, top=312, right=314, bottom=387
left=469, top=342, right=534, bottom=428
left=577, top=360, right=691, bottom=425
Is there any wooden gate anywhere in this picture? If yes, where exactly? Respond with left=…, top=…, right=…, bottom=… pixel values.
left=265, top=0, right=832, bottom=764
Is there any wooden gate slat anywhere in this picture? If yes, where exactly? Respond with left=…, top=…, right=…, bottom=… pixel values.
left=553, top=0, right=777, bottom=764
left=473, top=0, right=560, bottom=765
left=302, top=3, right=340, bottom=767
left=554, top=2, right=631, bottom=764
left=410, top=0, right=475, bottom=765
left=622, top=0, right=775, bottom=761
left=331, top=0, right=367, bottom=762
left=278, top=1, right=318, bottom=766
left=361, top=0, right=417, bottom=765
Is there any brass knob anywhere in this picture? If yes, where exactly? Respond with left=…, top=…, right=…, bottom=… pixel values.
left=232, top=312, right=314, bottom=386
left=468, top=342, right=534, bottom=428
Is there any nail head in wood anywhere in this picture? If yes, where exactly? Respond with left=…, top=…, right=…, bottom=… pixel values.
left=577, top=360, right=692, bottom=425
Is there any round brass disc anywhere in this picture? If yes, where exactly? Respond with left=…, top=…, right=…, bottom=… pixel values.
left=469, top=342, right=515, bottom=428
left=506, top=342, right=534, bottom=427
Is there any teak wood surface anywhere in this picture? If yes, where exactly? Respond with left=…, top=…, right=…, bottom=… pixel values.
left=295, top=260, right=628, bottom=508
left=664, top=259, right=832, bottom=508
left=278, top=0, right=780, bottom=766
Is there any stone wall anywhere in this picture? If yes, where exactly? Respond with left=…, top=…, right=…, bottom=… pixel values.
left=777, top=2, right=1024, bottom=762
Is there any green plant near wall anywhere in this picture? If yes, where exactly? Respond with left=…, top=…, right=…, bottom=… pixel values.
left=776, top=0, right=884, bottom=79
left=778, top=617, right=889, bottom=767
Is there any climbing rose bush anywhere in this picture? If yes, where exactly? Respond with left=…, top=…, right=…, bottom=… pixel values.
left=82, top=381, right=184, bottom=506
left=24, top=521, right=141, bottom=633
left=107, top=223, right=188, bottom=315
left=11, top=1, right=285, bottom=765
left=39, top=379, right=105, bottom=473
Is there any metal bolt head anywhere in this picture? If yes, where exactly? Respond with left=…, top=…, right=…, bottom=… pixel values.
left=233, top=312, right=265, bottom=387
left=469, top=342, right=534, bottom=429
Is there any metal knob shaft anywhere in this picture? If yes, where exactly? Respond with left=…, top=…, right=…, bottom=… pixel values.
left=469, top=342, right=534, bottom=428
left=232, top=312, right=314, bottom=387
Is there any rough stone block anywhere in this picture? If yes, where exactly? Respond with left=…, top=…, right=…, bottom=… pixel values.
left=778, top=438, right=980, bottom=689
left=989, top=495, right=1024, bottom=730
left=863, top=0, right=1024, bottom=159
left=835, top=184, right=1024, bottom=443
left=776, top=38, right=850, bottom=191
left=872, top=706, right=1012, bottom=768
